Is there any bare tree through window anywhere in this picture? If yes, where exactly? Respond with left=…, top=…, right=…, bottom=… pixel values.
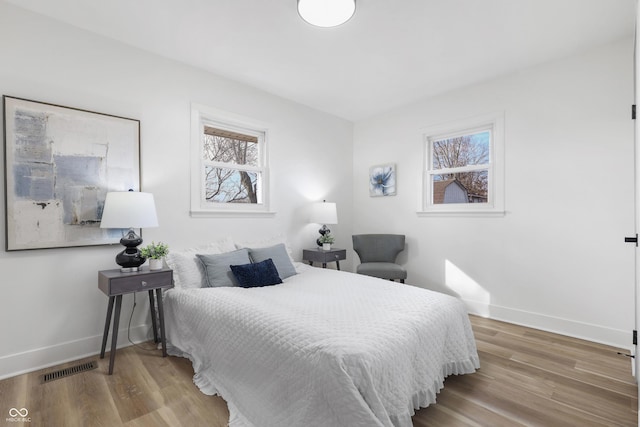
left=431, top=131, right=490, bottom=204
left=202, top=126, right=261, bottom=204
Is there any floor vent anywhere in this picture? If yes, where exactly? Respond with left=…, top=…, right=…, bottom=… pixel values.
left=42, top=360, right=97, bottom=383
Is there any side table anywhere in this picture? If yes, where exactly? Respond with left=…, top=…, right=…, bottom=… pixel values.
left=98, top=267, right=174, bottom=374
left=303, top=248, right=346, bottom=270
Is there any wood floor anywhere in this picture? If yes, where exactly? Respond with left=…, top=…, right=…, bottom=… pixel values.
left=0, top=316, right=636, bottom=426
left=416, top=316, right=637, bottom=426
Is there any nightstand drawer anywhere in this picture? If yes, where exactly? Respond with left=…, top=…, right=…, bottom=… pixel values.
left=303, top=248, right=346, bottom=263
left=302, top=248, right=346, bottom=271
left=99, top=269, right=173, bottom=296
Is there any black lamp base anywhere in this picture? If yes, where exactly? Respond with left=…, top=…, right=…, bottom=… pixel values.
left=115, top=228, right=146, bottom=272
left=316, top=225, right=330, bottom=247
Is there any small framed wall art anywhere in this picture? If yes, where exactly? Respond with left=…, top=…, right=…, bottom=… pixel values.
left=369, top=163, right=396, bottom=197
left=3, top=96, right=140, bottom=250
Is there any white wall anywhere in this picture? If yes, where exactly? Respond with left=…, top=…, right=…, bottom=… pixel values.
left=353, top=38, right=635, bottom=348
left=0, top=3, right=354, bottom=379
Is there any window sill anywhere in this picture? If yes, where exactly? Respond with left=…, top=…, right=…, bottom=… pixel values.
left=190, top=210, right=277, bottom=218
left=417, top=210, right=505, bottom=218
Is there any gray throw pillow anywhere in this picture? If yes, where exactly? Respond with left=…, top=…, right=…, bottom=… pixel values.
left=249, top=243, right=297, bottom=279
left=197, top=248, right=251, bottom=287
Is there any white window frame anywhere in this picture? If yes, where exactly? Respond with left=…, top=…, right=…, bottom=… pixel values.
left=190, top=103, right=273, bottom=217
left=419, top=112, right=505, bottom=217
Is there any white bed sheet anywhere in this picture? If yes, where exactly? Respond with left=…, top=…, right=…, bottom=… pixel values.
left=164, top=265, right=479, bottom=427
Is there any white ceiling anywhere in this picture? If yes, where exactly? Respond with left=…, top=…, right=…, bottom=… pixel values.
left=5, top=0, right=636, bottom=121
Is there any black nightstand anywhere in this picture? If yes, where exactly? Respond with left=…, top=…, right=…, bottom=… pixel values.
left=98, top=267, right=174, bottom=374
left=303, top=248, right=346, bottom=270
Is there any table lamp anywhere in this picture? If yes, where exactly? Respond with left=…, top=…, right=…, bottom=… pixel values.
left=100, top=190, right=159, bottom=272
left=309, top=200, right=338, bottom=247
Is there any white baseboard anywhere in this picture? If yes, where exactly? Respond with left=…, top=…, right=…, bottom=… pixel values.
left=0, top=324, right=152, bottom=381
left=463, top=299, right=631, bottom=350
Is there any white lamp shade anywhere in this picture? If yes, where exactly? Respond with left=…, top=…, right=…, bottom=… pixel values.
left=100, top=191, right=159, bottom=229
left=298, top=0, right=355, bottom=27
left=310, top=201, right=338, bottom=225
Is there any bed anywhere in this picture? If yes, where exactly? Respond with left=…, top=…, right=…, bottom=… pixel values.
left=163, top=239, right=479, bottom=427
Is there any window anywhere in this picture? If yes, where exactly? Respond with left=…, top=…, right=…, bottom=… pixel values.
left=191, top=105, right=271, bottom=216
left=420, top=113, right=504, bottom=216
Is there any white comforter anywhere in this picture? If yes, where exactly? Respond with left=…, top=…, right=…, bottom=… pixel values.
left=164, top=265, right=479, bottom=427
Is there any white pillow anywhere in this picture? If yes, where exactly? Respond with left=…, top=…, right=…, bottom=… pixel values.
left=235, top=234, right=296, bottom=264
left=165, top=237, right=236, bottom=289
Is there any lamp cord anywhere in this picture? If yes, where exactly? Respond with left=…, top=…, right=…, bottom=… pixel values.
left=127, top=293, right=157, bottom=352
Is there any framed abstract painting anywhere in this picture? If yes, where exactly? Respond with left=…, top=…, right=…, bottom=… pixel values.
left=369, top=163, right=396, bottom=197
left=3, top=96, right=140, bottom=250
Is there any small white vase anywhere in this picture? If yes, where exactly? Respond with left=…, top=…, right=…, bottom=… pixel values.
left=149, top=258, right=163, bottom=270
left=323, top=243, right=331, bottom=251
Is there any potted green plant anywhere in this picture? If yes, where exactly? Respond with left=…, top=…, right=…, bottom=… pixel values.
left=140, top=241, right=169, bottom=270
left=318, top=233, right=335, bottom=251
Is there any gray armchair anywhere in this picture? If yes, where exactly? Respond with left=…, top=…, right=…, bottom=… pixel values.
left=352, top=234, right=407, bottom=283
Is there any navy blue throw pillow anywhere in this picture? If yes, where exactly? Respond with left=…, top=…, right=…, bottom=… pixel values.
left=230, top=258, right=283, bottom=288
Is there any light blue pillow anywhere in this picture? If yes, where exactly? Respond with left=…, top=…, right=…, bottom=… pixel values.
left=197, top=248, right=251, bottom=287
left=249, top=243, right=297, bottom=279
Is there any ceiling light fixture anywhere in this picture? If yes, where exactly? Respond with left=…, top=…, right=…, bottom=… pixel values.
left=297, top=0, right=356, bottom=28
